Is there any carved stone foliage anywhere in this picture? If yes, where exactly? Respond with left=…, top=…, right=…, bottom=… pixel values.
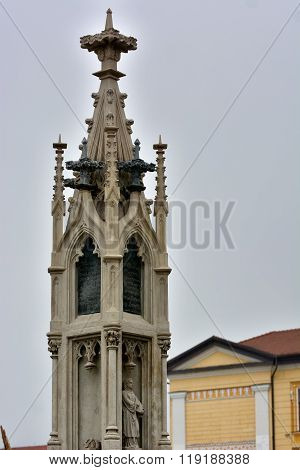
left=106, top=88, right=114, bottom=104
left=48, top=337, right=62, bottom=358
left=91, top=92, right=100, bottom=107
left=119, top=92, right=127, bottom=108
left=157, top=336, right=171, bottom=357
left=125, top=119, right=134, bottom=134
left=118, top=139, right=155, bottom=193
left=74, top=337, right=101, bottom=369
left=123, top=338, right=145, bottom=367
left=85, top=118, right=93, bottom=133
left=84, top=439, right=101, bottom=450
left=104, top=329, right=121, bottom=349
left=80, top=29, right=137, bottom=56
left=65, top=138, right=105, bottom=191
left=106, top=113, right=115, bottom=127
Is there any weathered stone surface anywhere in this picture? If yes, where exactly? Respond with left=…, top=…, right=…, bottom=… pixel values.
left=48, top=9, right=171, bottom=451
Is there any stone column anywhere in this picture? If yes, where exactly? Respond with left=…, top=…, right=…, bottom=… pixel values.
left=103, top=327, right=121, bottom=448
left=47, top=336, right=62, bottom=449
left=252, top=384, right=271, bottom=449
left=157, top=336, right=172, bottom=449
left=170, top=391, right=186, bottom=450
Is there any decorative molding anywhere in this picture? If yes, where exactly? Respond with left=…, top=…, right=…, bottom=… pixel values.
left=104, top=328, right=121, bottom=350
left=48, top=266, right=65, bottom=274
left=158, top=336, right=171, bottom=357
left=104, top=127, right=119, bottom=200
left=84, top=439, right=101, bottom=450
left=103, top=255, right=123, bottom=262
left=80, top=27, right=137, bottom=59
left=106, top=88, right=114, bottom=104
left=154, top=267, right=172, bottom=275
left=91, top=92, right=100, bottom=107
left=74, top=336, right=101, bottom=369
left=123, top=338, right=145, bottom=367
left=252, top=383, right=270, bottom=393
left=119, top=92, right=127, bottom=108
left=106, top=113, right=115, bottom=127
left=186, top=386, right=253, bottom=402
left=125, top=118, right=134, bottom=134
left=72, top=236, right=101, bottom=265
left=85, top=118, right=93, bottom=133
left=48, top=337, right=62, bottom=358
left=187, top=440, right=256, bottom=450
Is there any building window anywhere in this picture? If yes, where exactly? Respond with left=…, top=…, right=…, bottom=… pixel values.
left=291, top=382, right=300, bottom=433
left=123, top=236, right=143, bottom=315
left=76, top=238, right=101, bottom=315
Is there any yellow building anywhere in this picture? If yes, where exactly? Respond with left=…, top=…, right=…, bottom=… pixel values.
left=168, top=329, right=300, bottom=450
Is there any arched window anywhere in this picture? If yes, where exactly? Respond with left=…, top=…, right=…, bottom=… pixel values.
left=123, top=236, right=143, bottom=315
left=76, top=238, right=101, bottom=315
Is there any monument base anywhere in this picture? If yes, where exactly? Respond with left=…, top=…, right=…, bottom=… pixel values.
left=103, top=430, right=122, bottom=450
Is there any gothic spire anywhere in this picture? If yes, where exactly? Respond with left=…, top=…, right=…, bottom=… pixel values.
left=80, top=10, right=137, bottom=162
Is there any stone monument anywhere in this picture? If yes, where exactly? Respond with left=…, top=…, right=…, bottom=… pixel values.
left=47, top=9, right=171, bottom=450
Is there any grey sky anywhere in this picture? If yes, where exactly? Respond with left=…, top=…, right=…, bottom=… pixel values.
left=0, top=0, right=299, bottom=447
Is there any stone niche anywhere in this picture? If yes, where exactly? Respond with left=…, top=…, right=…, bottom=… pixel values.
left=122, top=336, right=150, bottom=450
left=73, top=336, right=101, bottom=449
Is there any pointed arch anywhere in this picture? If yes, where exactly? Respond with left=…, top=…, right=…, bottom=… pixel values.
left=66, top=231, right=102, bottom=322
left=76, top=237, right=101, bottom=315
left=123, top=235, right=143, bottom=315
left=121, top=220, right=160, bottom=268
left=122, top=231, right=153, bottom=322
left=65, top=225, right=102, bottom=267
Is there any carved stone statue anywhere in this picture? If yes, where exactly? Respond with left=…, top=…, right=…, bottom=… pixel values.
left=122, top=378, right=144, bottom=449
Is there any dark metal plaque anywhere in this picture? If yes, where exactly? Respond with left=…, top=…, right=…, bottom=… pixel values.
left=77, top=238, right=101, bottom=315
left=123, top=237, right=142, bottom=315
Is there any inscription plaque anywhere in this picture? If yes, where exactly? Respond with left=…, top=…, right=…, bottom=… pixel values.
left=77, top=238, right=101, bottom=315
left=123, top=237, right=142, bottom=315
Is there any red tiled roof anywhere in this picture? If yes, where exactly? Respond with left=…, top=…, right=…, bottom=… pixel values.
left=239, top=329, right=300, bottom=356
left=12, top=445, right=47, bottom=450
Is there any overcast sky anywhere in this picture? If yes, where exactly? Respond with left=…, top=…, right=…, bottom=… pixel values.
left=0, top=0, right=299, bottom=447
